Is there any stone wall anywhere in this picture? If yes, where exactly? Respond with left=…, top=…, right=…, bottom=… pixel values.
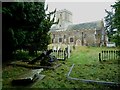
left=50, top=29, right=103, bottom=46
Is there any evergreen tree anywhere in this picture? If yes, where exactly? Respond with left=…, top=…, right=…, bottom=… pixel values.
left=104, top=9, right=114, bottom=41
left=104, top=1, right=120, bottom=47
left=2, top=2, right=57, bottom=61
left=112, top=1, right=120, bottom=47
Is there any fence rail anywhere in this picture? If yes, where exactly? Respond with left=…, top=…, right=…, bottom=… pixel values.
left=99, top=50, right=120, bottom=62
left=51, top=50, right=68, bottom=60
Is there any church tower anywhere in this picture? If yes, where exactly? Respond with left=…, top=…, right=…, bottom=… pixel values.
left=55, top=9, right=73, bottom=29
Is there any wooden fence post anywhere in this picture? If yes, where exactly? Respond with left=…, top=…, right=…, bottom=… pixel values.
left=118, top=51, right=120, bottom=59
left=64, top=51, right=66, bottom=60
left=116, top=50, right=117, bottom=60
left=102, top=51, right=103, bottom=61
left=111, top=51, right=113, bottom=60
left=62, top=50, right=64, bottom=60
left=99, top=50, right=120, bottom=62
left=114, top=50, right=115, bottom=60
left=99, top=53, right=101, bottom=62
left=106, top=51, right=108, bottom=60
left=104, top=51, right=105, bottom=60
left=109, top=51, right=110, bottom=60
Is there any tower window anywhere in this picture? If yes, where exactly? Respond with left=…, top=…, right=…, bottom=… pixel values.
left=70, top=38, right=73, bottom=42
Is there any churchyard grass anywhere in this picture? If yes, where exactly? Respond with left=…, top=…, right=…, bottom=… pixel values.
left=2, top=46, right=120, bottom=89
left=68, top=46, right=119, bottom=64
left=2, top=66, right=29, bottom=88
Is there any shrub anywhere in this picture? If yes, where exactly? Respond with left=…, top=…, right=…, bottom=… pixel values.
left=13, top=50, right=30, bottom=60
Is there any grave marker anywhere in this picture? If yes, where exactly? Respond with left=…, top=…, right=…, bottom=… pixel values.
left=53, top=46, right=57, bottom=51
left=12, top=68, right=45, bottom=86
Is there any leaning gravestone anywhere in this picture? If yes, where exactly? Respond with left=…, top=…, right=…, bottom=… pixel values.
left=12, top=68, right=45, bottom=86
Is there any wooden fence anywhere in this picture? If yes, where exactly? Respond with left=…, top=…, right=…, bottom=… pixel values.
left=99, top=50, right=120, bottom=62
left=51, top=50, right=68, bottom=60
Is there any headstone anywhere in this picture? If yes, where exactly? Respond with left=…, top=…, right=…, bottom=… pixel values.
left=53, top=46, right=57, bottom=51
left=106, top=42, right=116, bottom=47
left=12, top=68, right=45, bottom=86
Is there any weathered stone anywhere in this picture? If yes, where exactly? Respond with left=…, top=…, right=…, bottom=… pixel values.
left=50, top=9, right=107, bottom=47
left=12, top=69, right=45, bottom=86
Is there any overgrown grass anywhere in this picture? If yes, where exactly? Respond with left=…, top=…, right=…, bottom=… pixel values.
left=2, top=66, right=29, bottom=88
left=70, top=64, right=120, bottom=82
left=69, top=46, right=118, bottom=64
left=2, top=46, right=120, bottom=89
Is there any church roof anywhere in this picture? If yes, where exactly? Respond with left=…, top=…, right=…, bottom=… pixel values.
left=66, top=20, right=103, bottom=31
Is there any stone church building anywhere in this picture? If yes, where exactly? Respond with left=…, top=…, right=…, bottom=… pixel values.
left=49, top=9, right=107, bottom=46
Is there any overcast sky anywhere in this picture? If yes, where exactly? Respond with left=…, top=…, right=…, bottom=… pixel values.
left=45, top=0, right=116, bottom=24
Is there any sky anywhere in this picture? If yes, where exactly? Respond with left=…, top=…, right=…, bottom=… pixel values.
left=45, top=0, right=116, bottom=24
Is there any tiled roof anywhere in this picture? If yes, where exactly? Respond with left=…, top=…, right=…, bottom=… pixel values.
left=50, top=20, right=103, bottom=32
left=66, top=20, right=103, bottom=31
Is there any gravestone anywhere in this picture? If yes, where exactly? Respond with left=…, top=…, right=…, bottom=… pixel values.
left=28, top=49, right=54, bottom=65
left=53, top=46, right=57, bottom=51
left=65, top=45, right=71, bottom=58
left=12, top=68, right=45, bottom=86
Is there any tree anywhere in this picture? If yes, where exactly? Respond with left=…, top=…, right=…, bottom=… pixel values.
left=104, top=1, right=120, bottom=47
left=2, top=2, right=58, bottom=61
left=104, top=9, right=114, bottom=41
left=112, top=1, right=120, bottom=47
left=2, top=2, right=26, bottom=61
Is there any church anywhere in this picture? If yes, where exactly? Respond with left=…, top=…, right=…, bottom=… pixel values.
left=49, top=9, right=107, bottom=46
